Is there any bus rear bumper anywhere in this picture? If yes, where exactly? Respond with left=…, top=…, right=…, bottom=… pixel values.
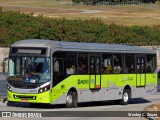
left=7, top=90, right=50, bottom=104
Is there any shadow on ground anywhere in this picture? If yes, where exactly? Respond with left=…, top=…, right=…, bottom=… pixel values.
left=6, top=98, right=151, bottom=109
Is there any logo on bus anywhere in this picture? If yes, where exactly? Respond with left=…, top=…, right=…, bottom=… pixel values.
left=25, top=76, right=30, bottom=83
left=78, top=79, right=89, bottom=85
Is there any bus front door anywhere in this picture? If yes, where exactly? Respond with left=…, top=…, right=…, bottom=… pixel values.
left=89, top=55, right=101, bottom=90
left=136, top=56, right=146, bottom=87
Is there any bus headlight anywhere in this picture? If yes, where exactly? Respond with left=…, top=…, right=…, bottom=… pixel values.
left=38, top=85, right=50, bottom=93
left=7, top=84, right=12, bottom=92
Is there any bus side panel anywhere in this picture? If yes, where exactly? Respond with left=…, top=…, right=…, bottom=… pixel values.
left=101, top=75, right=117, bottom=88
left=136, top=74, right=141, bottom=86
left=50, top=75, right=91, bottom=104
left=146, top=73, right=158, bottom=86
left=51, top=74, right=138, bottom=104
left=90, top=75, right=95, bottom=89
left=101, top=74, right=137, bottom=88
left=50, top=73, right=157, bottom=104
left=131, top=73, right=157, bottom=98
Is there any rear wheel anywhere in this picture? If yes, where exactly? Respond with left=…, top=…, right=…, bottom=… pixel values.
left=120, top=89, right=130, bottom=105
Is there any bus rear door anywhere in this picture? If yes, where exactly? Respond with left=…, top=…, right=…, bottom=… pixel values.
left=136, top=56, right=146, bottom=87
left=89, top=54, right=101, bottom=90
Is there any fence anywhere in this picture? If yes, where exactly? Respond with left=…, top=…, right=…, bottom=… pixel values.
left=55, top=0, right=160, bottom=10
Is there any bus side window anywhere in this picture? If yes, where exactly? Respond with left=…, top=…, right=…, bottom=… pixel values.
left=78, top=53, right=88, bottom=74
left=66, top=53, right=76, bottom=74
left=102, top=54, right=113, bottom=74
left=125, top=54, right=135, bottom=73
left=53, top=58, right=59, bottom=73
left=146, top=55, right=156, bottom=73
left=113, top=54, right=123, bottom=73
left=52, top=52, right=66, bottom=75
left=66, top=64, right=75, bottom=74
left=52, top=51, right=66, bottom=87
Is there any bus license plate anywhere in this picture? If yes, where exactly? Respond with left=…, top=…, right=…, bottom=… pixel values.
left=21, top=100, right=28, bottom=102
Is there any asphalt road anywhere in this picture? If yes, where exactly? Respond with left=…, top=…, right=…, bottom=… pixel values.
left=0, top=93, right=160, bottom=120
left=0, top=73, right=7, bottom=98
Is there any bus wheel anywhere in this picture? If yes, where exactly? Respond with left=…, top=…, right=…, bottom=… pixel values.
left=66, top=91, right=77, bottom=108
left=120, top=89, right=130, bottom=105
left=66, top=91, right=73, bottom=108
left=72, top=92, right=77, bottom=108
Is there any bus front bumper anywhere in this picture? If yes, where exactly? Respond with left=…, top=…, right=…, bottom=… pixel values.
left=7, top=90, right=50, bottom=104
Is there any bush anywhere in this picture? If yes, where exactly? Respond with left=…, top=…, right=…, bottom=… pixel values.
left=72, top=0, right=81, bottom=3
left=0, top=11, right=160, bottom=47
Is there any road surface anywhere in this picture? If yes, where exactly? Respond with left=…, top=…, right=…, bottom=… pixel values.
left=0, top=93, right=160, bottom=120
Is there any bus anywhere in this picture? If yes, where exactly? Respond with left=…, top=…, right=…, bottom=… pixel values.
left=3, top=39, right=158, bottom=108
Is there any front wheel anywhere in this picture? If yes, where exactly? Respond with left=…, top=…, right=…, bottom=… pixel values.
left=120, top=89, right=130, bottom=105
left=66, top=91, right=77, bottom=108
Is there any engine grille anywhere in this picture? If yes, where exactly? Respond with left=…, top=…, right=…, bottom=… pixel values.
left=13, top=95, right=36, bottom=100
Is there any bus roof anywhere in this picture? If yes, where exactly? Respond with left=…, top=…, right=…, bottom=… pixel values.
left=11, top=39, right=156, bottom=54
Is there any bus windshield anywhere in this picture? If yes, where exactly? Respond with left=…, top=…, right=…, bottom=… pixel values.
left=8, top=56, right=50, bottom=88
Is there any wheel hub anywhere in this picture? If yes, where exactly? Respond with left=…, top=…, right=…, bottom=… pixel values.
left=123, top=92, right=128, bottom=102
left=66, top=95, right=72, bottom=104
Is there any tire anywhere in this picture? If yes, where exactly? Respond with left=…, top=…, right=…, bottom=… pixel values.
left=120, top=89, right=130, bottom=105
left=72, top=92, right=78, bottom=108
left=66, top=91, right=78, bottom=108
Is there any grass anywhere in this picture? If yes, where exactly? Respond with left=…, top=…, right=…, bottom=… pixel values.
left=0, top=0, right=160, bottom=26
left=155, top=1, right=160, bottom=5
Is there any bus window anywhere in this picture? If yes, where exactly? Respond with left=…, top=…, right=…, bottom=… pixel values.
left=66, top=53, right=76, bottom=74
left=53, top=57, right=59, bottom=73
left=125, top=54, right=135, bottom=73
left=113, top=54, right=123, bottom=73
left=146, top=55, right=156, bottom=73
left=53, top=52, right=66, bottom=74
left=52, top=52, right=66, bottom=87
left=136, top=56, right=145, bottom=73
left=102, top=54, right=113, bottom=74
left=78, top=53, right=88, bottom=74
left=141, top=57, right=145, bottom=73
